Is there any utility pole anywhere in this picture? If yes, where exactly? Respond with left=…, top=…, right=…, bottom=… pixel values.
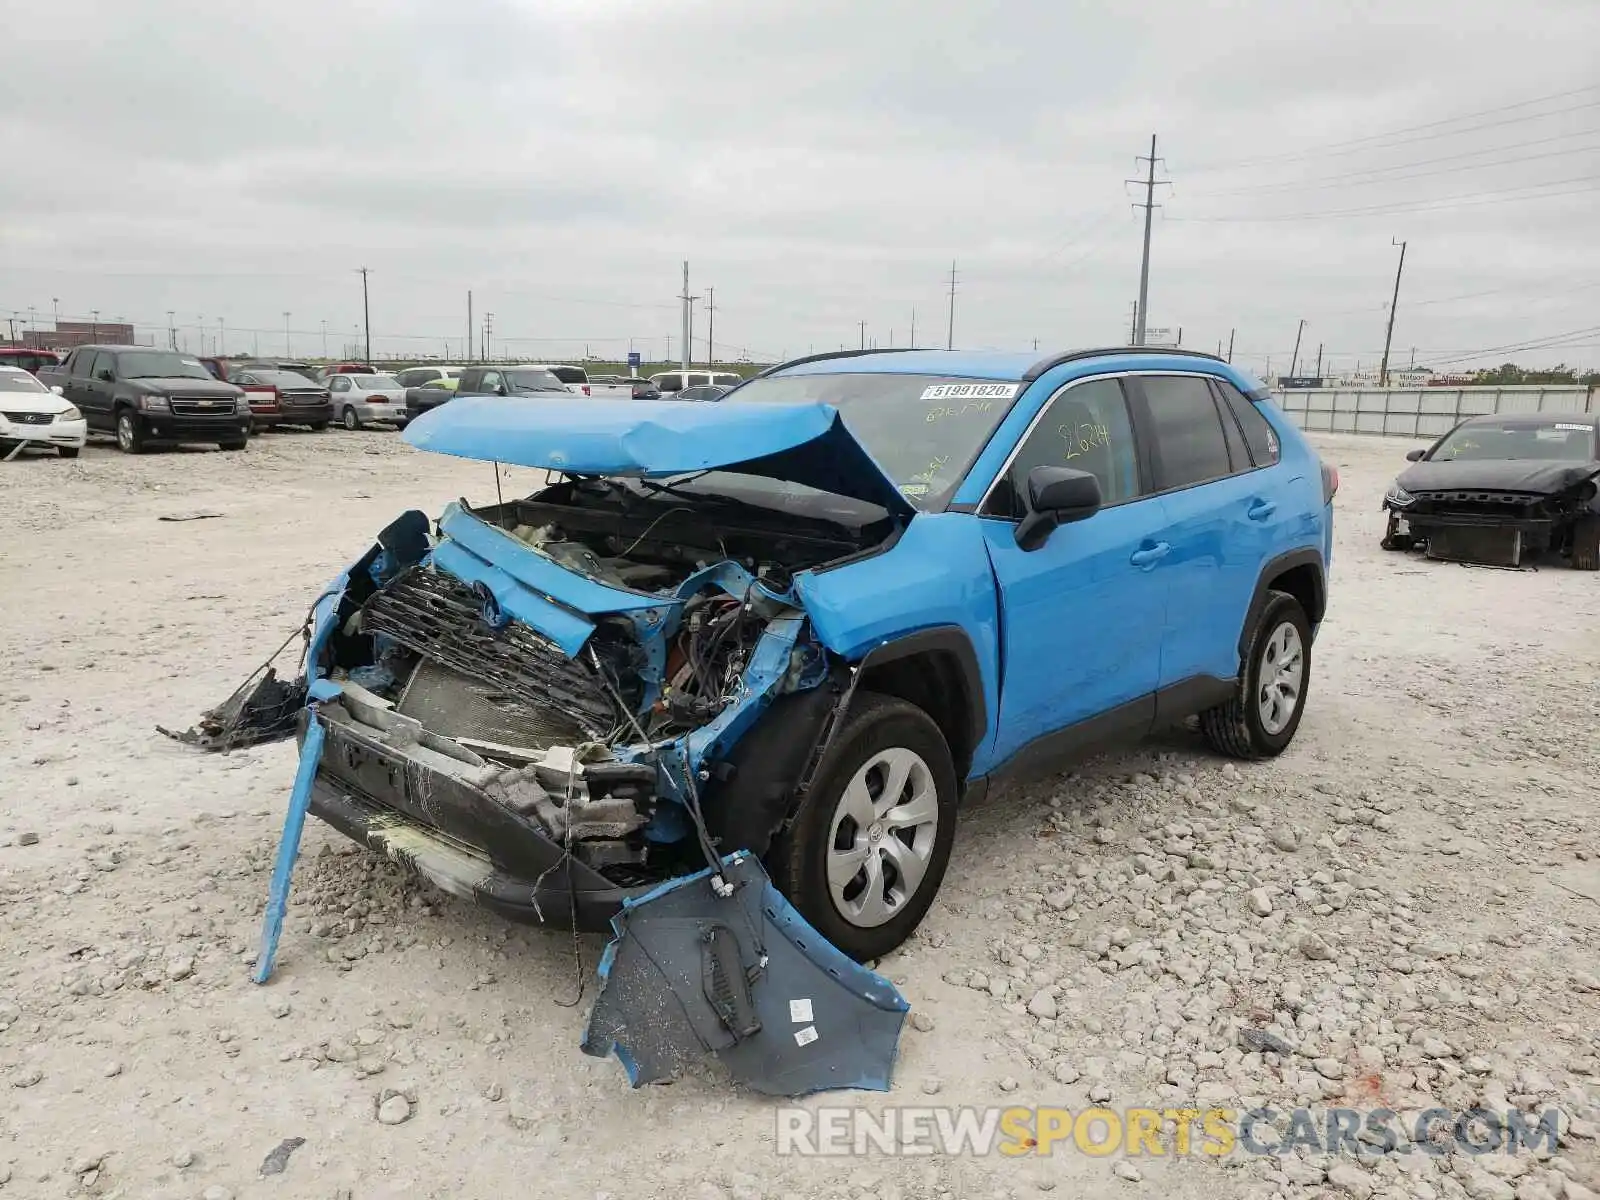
left=283, top=312, right=291, bottom=357
left=1289, top=319, right=1307, bottom=377
left=52, top=298, right=60, bottom=333
left=910, top=307, right=916, bottom=348
left=1409, top=346, right=1416, bottom=370
left=466, top=291, right=473, bottom=363
left=1128, top=301, right=1139, bottom=344
left=705, top=287, right=715, bottom=366
left=91, top=310, right=99, bottom=341
left=1315, top=343, right=1324, bottom=378
left=859, top=320, right=867, bottom=350
left=483, top=312, right=494, bottom=361
left=167, top=311, right=175, bottom=349
left=1226, top=329, right=1235, bottom=363
left=678, top=261, right=691, bottom=374
left=946, top=262, right=957, bottom=350
left=358, top=267, right=371, bottom=364
left=1378, top=237, right=1407, bottom=387
left=1128, top=134, right=1168, bottom=346
left=218, top=317, right=225, bottom=356
left=321, top=320, right=328, bottom=358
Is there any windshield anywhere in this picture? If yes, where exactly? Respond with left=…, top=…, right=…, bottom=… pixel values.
left=718, top=372, right=1022, bottom=507
left=0, top=372, right=47, bottom=393
left=507, top=369, right=567, bottom=392
left=355, top=375, right=401, bottom=390
left=1431, top=421, right=1597, bottom=463
left=119, top=351, right=214, bottom=380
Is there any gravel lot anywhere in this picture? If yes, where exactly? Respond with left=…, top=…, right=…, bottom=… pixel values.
left=1, top=427, right=1597, bottom=1200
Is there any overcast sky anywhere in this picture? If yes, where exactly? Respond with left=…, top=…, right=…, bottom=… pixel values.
left=3, top=0, right=1598, bottom=376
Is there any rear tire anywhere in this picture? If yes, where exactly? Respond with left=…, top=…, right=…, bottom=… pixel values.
left=309, top=422, right=329, bottom=432
left=58, top=446, right=80, bottom=459
left=767, top=692, right=958, bottom=962
left=1200, top=590, right=1311, bottom=760
left=115, top=409, right=145, bottom=455
left=341, top=406, right=361, bottom=431
left=1571, top=516, right=1600, bottom=571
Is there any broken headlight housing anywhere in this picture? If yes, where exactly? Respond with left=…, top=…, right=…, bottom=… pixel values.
left=1385, top=483, right=1415, bottom=508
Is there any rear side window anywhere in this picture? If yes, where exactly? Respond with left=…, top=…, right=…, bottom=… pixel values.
left=984, top=378, right=1140, bottom=518
left=1213, top=379, right=1281, bottom=466
left=549, top=366, right=588, bottom=385
left=713, top=373, right=742, bottom=387
left=1139, top=375, right=1233, bottom=491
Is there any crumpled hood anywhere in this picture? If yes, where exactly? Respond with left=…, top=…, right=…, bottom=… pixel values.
left=402, top=396, right=915, bottom=515
left=1399, top=458, right=1600, bottom=495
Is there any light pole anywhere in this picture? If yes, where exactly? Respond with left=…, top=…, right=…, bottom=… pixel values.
left=91, top=310, right=100, bottom=341
left=321, top=320, right=328, bottom=358
left=52, top=298, right=60, bottom=333
left=197, top=315, right=205, bottom=355
left=217, top=317, right=225, bottom=357
left=167, top=311, right=175, bottom=349
left=283, top=312, right=291, bottom=357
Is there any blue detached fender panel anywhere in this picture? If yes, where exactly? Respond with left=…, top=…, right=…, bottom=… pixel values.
left=581, top=852, right=909, bottom=1096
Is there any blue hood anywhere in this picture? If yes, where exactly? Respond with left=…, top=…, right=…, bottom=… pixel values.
left=402, top=396, right=915, bottom=516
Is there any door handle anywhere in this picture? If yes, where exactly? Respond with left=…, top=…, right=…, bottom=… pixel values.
left=1247, top=499, right=1277, bottom=521
left=1129, top=542, right=1171, bottom=568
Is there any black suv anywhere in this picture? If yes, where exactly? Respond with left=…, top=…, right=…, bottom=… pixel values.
left=40, top=346, right=250, bottom=453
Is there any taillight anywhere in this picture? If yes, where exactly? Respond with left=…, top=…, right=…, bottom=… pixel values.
left=1321, top=461, right=1339, bottom=504
left=582, top=384, right=591, bottom=396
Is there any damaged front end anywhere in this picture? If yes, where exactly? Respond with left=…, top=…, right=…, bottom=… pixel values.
left=245, top=397, right=925, bottom=1092
left=304, top=489, right=857, bottom=922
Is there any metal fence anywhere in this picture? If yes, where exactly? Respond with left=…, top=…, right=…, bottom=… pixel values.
left=1272, top=386, right=1597, bottom=439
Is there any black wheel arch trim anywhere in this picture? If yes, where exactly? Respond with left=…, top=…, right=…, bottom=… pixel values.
left=1240, top=548, right=1326, bottom=660
left=853, top=625, right=988, bottom=756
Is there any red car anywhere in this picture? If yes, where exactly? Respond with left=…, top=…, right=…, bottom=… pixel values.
left=0, top=348, right=62, bottom=376
left=321, top=362, right=375, bottom=377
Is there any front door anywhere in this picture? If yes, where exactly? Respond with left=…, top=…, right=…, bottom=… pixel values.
left=977, top=375, right=1168, bottom=766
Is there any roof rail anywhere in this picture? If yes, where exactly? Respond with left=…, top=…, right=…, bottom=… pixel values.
left=1021, top=346, right=1225, bottom=382
left=754, top=347, right=924, bottom=379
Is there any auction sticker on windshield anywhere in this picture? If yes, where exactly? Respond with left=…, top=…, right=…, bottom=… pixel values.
left=919, top=383, right=1020, bottom=402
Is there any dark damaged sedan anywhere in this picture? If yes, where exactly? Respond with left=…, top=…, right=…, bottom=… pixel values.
left=1381, top=412, right=1600, bottom=569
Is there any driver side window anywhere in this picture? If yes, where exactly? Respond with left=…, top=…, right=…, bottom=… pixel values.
left=480, top=370, right=504, bottom=393
left=984, top=378, right=1140, bottom=518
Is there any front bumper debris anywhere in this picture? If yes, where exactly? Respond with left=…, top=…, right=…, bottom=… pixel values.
left=582, top=851, right=909, bottom=1096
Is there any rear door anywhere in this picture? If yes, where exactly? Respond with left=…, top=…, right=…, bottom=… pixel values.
left=1126, top=373, right=1281, bottom=688
left=978, top=375, right=1168, bottom=764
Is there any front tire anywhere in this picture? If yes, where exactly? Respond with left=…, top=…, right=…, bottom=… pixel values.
left=1200, top=590, right=1311, bottom=760
left=1571, top=516, right=1600, bottom=571
left=1380, top=513, right=1414, bottom=551
left=219, top=439, right=247, bottom=452
left=768, top=693, right=958, bottom=962
left=341, top=406, right=361, bottom=431
left=115, top=409, right=145, bottom=455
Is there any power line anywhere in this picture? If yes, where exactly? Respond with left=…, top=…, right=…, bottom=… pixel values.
left=1189, top=138, right=1600, bottom=199
left=1170, top=176, right=1600, bottom=223
left=1186, top=86, right=1600, bottom=173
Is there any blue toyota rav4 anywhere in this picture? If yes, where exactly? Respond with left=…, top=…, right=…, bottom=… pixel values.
left=298, top=347, right=1335, bottom=961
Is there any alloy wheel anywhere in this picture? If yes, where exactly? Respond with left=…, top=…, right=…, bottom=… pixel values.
left=1257, top=620, right=1304, bottom=736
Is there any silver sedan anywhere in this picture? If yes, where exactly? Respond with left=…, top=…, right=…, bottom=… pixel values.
left=327, top=374, right=407, bottom=429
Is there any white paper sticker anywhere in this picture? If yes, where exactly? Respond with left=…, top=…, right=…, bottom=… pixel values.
left=794, top=1025, right=819, bottom=1047
left=789, top=998, right=814, bottom=1024
left=919, top=382, right=1019, bottom=402
left=1553, top=423, right=1588, bottom=431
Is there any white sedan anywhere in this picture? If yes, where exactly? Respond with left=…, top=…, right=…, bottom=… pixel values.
left=0, top=365, right=87, bottom=460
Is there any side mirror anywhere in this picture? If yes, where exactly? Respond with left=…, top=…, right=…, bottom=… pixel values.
left=97, top=370, right=115, bottom=382
left=1405, top=448, right=1426, bottom=462
left=1015, top=466, right=1102, bottom=551
left=49, top=384, right=63, bottom=395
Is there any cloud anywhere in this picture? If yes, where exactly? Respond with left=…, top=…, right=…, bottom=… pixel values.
left=1, top=0, right=1597, bottom=371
